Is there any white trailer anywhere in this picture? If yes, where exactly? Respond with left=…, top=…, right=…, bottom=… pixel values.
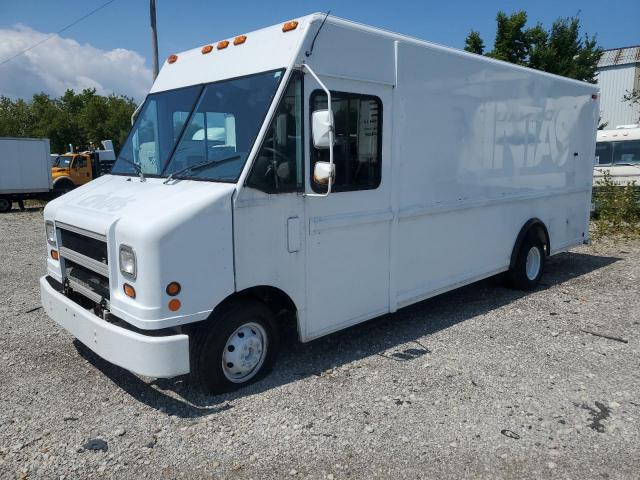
left=0, top=137, right=52, bottom=212
left=40, top=14, right=599, bottom=393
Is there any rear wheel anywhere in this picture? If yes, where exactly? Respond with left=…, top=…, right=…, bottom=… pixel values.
left=0, top=198, right=12, bottom=213
left=190, top=299, right=279, bottom=394
left=507, top=232, right=545, bottom=290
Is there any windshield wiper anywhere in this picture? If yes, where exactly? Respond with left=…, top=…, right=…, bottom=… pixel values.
left=163, top=154, right=241, bottom=184
left=117, top=158, right=146, bottom=182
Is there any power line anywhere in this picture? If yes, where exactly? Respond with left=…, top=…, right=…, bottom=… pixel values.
left=0, top=0, right=118, bottom=68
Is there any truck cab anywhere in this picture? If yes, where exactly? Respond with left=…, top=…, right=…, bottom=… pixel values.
left=51, top=153, right=92, bottom=190
left=51, top=142, right=116, bottom=192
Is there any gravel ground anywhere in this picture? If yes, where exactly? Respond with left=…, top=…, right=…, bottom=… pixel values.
left=1, top=209, right=639, bottom=479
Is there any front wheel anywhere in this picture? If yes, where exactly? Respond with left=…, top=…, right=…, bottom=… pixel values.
left=190, top=299, right=279, bottom=394
left=507, top=233, right=545, bottom=290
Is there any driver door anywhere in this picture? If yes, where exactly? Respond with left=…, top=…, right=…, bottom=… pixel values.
left=71, top=155, right=91, bottom=185
left=303, top=74, right=393, bottom=340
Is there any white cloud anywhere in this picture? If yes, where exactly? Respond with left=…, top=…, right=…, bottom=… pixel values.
left=0, top=25, right=152, bottom=102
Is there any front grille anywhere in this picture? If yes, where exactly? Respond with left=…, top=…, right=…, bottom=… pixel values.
left=59, top=228, right=108, bottom=264
left=56, top=222, right=110, bottom=306
left=66, top=259, right=110, bottom=301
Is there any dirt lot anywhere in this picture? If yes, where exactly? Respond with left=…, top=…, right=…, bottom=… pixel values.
left=0, top=209, right=639, bottom=479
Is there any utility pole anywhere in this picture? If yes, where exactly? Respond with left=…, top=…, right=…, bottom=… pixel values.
left=150, top=0, right=159, bottom=80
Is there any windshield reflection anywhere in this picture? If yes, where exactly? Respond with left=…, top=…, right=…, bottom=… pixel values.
left=112, top=69, right=284, bottom=182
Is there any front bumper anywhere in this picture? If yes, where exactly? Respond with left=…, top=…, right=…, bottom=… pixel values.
left=40, top=276, right=190, bottom=378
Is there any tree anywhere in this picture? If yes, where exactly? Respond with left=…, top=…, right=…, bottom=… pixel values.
left=488, top=11, right=530, bottom=65
left=464, top=31, right=485, bottom=55
left=0, top=89, right=137, bottom=154
left=464, top=11, right=603, bottom=83
left=623, top=89, right=640, bottom=123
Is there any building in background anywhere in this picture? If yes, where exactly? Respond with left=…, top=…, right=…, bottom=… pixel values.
left=596, top=46, right=640, bottom=128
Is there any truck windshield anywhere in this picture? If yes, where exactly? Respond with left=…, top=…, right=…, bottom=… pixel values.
left=112, top=69, right=284, bottom=182
left=53, top=155, right=72, bottom=167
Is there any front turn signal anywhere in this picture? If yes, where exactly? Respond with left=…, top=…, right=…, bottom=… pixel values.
left=166, top=282, right=181, bottom=296
left=123, top=283, right=136, bottom=299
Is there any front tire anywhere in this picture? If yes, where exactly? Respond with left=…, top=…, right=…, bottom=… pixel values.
left=507, top=232, right=545, bottom=290
left=190, top=299, right=279, bottom=394
left=53, top=179, right=74, bottom=195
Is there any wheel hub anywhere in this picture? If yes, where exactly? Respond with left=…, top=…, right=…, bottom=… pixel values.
left=525, top=246, right=542, bottom=281
left=221, top=322, right=267, bottom=383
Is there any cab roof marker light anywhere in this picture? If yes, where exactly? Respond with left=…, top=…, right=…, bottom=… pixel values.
left=201, top=45, right=214, bottom=54
left=282, top=21, right=298, bottom=32
left=217, top=40, right=229, bottom=50
left=168, top=54, right=178, bottom=64
left=233, top=35, right=247, bottom=46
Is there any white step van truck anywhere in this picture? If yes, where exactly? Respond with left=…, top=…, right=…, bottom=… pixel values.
left=40, top=14, right=599, bottom=393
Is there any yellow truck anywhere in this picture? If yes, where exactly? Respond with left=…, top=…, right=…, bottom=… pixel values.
left=50, top=141, right=116, bottom=193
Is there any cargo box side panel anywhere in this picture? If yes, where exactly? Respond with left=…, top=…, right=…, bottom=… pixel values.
left=0, top=138, right=51, bottom=193
left=392, top=41, right=598, bottom=306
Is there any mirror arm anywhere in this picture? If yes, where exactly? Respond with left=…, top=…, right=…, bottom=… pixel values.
left=301, top=62, right=334, bottom=197
left=130, top=103, right=142, bottom=126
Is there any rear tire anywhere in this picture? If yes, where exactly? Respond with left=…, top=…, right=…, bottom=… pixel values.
left=507, top=232, right=545, bottom=290
left=0, top=198, right=12, bottom=213
left=190, top=299, right=279, bottom=394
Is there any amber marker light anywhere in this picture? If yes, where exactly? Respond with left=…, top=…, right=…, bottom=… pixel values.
left=168, top=299, right=181, bottom=312
left=217, top=40, right=229, bottom=50
left=168, top=54, right=178, bottom=64
left=166, top=282, right=181, bottom=296
left=201, top=45, right=214, bottom=54
left=50, top=249, right=59, bottom=260
left=123, top=283, right=136, bottom=299
left=282, top=21, right=298, bottom=32
left=233, top=35, right=247, bottom=46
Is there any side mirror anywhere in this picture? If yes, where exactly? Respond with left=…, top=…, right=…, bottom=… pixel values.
left=313, top=161, right=335, bottom=185
left=311, top=110, right=334, bottom=149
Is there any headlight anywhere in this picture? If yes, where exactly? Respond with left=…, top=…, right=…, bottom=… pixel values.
left=119, top=245, right=137, bottom=279
left=45, top=221, right=56, bottom=245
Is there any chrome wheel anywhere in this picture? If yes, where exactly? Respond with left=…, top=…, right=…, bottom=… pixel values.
left=525, top=246, right=542, bottom=281
left=221, top=322, right=267, bottom=383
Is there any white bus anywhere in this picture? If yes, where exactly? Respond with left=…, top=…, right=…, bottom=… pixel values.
left=40, top=14, right=598, bottom=393
left=594, top=126, right=640, bottom=185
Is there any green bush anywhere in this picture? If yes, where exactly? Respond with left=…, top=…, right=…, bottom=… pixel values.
left=593, top=171, right=640, bottom=237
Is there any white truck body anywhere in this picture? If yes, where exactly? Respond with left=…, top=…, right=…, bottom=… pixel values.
left=0, top=137, right=52, bottom=194
left=40, top=14, right=599, bottom=382
left=594, top=127, right=640, bottom=185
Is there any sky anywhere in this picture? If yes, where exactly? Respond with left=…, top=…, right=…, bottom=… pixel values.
left=0, top=0, right=638, bottom=103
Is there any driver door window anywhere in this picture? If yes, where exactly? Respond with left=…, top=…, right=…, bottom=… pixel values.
left=247, top=71, right=303, bottom=193
left=310, top=91, right=382, bottom=192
